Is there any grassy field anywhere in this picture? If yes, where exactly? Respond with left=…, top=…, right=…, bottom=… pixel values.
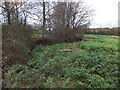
left=4, top=34, right=119, bottom=88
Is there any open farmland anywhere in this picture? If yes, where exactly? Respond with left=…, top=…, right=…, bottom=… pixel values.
left=3, top=34, right=119, bottom=88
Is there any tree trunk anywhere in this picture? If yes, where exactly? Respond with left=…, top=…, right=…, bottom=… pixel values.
left=5, top=2, right=11, bottom=24
left=42, top=0, right=46, bottom=38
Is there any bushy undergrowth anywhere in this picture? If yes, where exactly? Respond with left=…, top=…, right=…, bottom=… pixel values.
left=2, top=23, right=32, bottom=68
left=3, top=34, right=119, bottom=88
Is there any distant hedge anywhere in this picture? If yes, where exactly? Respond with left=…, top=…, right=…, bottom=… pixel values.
left=85, top=27, right=119, bottom=35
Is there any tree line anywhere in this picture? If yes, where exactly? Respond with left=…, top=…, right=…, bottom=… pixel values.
left=0, top=0, right=94, bottom=39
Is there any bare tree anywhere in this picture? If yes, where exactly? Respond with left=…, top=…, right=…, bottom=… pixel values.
left=1, top=2, right=12, bottom=24
left=52, top=1, right=94, bottom=39
left=29, top=1, right=59, bottom=38
left=0, top=1, right=25, bottom=24
left=0, top=0, right=34, bottom=26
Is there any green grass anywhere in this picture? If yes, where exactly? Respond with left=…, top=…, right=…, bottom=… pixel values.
left=3, top=34, right=119, bottom=88
left=32, top=34, right=42, bottom=38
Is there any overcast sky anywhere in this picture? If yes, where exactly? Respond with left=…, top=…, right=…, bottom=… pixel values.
left=84, top=0, right=119, bottom=28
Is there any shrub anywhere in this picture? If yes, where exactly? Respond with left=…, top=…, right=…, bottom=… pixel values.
left=2, top=23, right=32, bottom=68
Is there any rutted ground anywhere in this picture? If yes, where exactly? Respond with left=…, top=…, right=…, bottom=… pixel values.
left=3, top=34, right=119, bottom=88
